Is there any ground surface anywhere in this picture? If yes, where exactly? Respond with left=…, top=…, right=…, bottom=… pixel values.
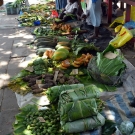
left=0, top=0, right=135, bottom=135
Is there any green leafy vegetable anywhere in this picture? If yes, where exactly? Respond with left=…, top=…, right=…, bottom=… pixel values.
left=96, top=52, right=126, bottom=76
left=46, top=84, right=84, bottom=103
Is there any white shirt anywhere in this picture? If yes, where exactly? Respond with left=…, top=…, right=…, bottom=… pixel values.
left=64, top=2, right=78, bottom=14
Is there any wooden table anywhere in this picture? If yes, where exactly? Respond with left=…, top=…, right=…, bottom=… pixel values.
left=107, top=0, right=135, bottom=23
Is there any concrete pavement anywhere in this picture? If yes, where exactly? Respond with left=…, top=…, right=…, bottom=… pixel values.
left=0, top=11, right=35, bottom=134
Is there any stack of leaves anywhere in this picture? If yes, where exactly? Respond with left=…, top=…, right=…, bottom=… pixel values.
left=58, top=84, right=105, bottom=133
left=46, top=84, right=84, bottom=103
left=13, top=104, right=63, bottom=135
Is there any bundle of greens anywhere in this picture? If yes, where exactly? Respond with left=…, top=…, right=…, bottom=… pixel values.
left=71, top=39, right=99, bottom=55
left=46, top=84, right=84, bottom=103
left=13, top=104, right=62, bottom=135
left=87, top=50, right=126, bottom=86
left=33, top=57, right=48, bottom=75
left=58, top=84, right=105, bottom=133
left=63, top=113, right=105, bottom=133
left=59, top=84, right=100, bottom=104
left=60, top=98, right=99, bottom=124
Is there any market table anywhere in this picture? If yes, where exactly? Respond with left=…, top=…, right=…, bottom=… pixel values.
left=106, top=0, right=135, bottom=23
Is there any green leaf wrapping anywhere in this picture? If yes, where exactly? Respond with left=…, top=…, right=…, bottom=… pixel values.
left=46, top=84, right=84, bottom=103
left=60, top=98, right=98, bottom=124
left=96, top=52, right=126, bottom=76
left=59, top=84, right=100, bottom=103
left=63, top=113, right=105, bottom=133
left=87, top=52, right=126, bottom=86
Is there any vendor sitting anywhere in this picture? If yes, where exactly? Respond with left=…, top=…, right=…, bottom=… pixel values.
left=56, top=0, right=78, bottom=24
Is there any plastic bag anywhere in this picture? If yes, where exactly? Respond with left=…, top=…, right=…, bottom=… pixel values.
left=51, top=10, right=58, bottom=18
left=110, top=26, right=133, bottom=48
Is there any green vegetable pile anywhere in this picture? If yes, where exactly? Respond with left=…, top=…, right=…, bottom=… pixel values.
left=13, top=104, right=63, bottom=135
left=33, top=27, right=62, bottom=36
left=33, top=57, right=48, bottom=75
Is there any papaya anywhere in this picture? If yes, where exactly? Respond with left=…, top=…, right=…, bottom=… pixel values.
left=52, top=51, right=68, bottom=61
left=57, top=48, right=69, bottom=55
left=55, top=45, right=70, bottom=50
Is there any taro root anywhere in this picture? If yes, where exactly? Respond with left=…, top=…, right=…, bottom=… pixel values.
left=28, top=82, right=35, bottom=87
left=44, top=77, right=53, bottom=81
left=59, top=78, right=65, bottom=84
left=67, top=79, right=75, bottom=84
left=35, top=75, right=42, bottom=80
left=23, top=75, right=38, bottom=81
left=28, top=78, right=37, bottom=84
left=31, top=84, right=39, bottom=89
left=42, top=73, right=54, bottom=79
left=32, top=89, right=43, bottom=94
left=74, top=79, right=80, bottom=83
left=68, top=76, right=75, bottom=80
left=41, top=83, right=54, bottom=89
left=58, top=73, right=64, bottom=78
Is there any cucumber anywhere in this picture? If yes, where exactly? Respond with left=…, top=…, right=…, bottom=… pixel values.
left=36, top=41, right=57, bottom=47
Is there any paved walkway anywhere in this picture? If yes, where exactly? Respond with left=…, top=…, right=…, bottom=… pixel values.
left=0, top=1, right=135, bottom=135
left=0, top=11, right=35, bottom=134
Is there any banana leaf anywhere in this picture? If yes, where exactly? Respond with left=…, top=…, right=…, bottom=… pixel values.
left=87, top=53, right=126, bottom=86
left=60, top=98, right=99, bottom=124
left=63, top=113, right=105, bottom=133
left=96, top=52, right=126, bottom=76
left=46, top=84, right=84, bottom=103
left=59, top=84, right=100, bottom=104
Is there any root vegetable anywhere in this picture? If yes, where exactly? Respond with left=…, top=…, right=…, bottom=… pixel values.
left=59, top=78, right=65, bottom=84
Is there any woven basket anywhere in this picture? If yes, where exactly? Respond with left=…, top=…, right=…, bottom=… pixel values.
left=0, top=0, right=3, bottom=6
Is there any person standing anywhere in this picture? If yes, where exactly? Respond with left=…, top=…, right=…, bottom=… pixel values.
left=55, top=0, right=68, bottom=11
left=81, top=0, right=102, bottom=40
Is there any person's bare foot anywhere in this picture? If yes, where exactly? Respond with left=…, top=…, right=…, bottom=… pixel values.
left=85, top=34, right=98, bottom=42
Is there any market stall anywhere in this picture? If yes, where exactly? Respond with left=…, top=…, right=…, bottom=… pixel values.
left=6, top=0, right=135, bottom=135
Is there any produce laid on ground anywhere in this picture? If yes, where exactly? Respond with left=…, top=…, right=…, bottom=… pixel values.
left=10, top=1, right=130, bottom=135
left=18, top=2, right=55, bottom=26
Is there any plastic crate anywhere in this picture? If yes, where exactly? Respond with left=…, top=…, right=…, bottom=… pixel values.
left=5, top=2, right=21, bottom=15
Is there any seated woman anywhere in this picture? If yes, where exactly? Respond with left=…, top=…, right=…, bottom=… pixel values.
left=56, top=0, right=78, bottom=24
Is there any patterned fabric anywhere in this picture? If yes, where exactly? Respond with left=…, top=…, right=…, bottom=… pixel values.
left=102, top=91, right=135, bottom=124
left=55, top=0, right=67, bottom=10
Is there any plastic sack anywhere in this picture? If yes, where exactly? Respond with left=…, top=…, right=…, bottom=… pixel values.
left=115, top=25, right=122, bottom=33
left=124, top=21, right=135, bottom=29
left=63, top=113, right=105, bottom=133
left=51, top=10, right=58, bottom=18
left=109, top=16, right=124, bottom=28
left=110, top=26, right=133, bottom=48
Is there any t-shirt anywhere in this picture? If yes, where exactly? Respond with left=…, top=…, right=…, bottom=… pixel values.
left=64, top=2, right=78, bottom=14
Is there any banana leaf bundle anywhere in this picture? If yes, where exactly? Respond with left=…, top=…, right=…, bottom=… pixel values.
left=63, top=113, right=105, bottom=133
left=46, top=84, right=84, bottom=103
left=60, top=98, right=99, bottom=124
left=59, top=84, right=100, bottom=104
